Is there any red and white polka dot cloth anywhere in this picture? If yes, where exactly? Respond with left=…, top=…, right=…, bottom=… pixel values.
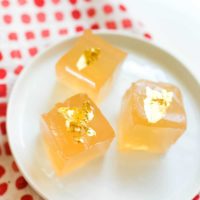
left=0, top=0, right=198, bottom=200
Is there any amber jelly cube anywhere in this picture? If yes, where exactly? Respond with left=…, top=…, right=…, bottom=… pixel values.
left=118, top=80, right=187, bottom=153
left=56, top=30, right=126, bottom=103
left=41, top=93, right=115, bottom=175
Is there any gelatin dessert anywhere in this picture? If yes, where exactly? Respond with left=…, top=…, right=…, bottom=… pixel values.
left=56, top=30, right=127, bottom=103
left=118, top=80, right=187, bottom=153
left=41, top=94, right=115, bottom=175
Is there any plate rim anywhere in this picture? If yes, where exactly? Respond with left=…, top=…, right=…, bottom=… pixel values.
left=6, top=30, right=200, bottom=200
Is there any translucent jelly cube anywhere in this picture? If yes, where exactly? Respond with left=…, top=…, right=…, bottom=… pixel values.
left=56, top=30, right=126, bottom=103
left=41, top=94, right=115, bottom=175
left=118, top=80, right=187, bottom=153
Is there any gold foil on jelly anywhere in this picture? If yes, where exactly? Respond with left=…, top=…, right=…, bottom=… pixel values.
left=144, top=87, right=173, bottom=123
left=76, top=48, right=101, bottom=71
left=57, top=101, right=96, bottom=143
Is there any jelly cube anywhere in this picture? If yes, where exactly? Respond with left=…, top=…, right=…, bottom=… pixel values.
left=118, top=80, right=187, bottom=153
left=56, top=30, right=126, bottom=103
left=41, top=93, right=115, bottom=175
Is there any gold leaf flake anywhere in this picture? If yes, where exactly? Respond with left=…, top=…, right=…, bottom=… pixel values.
left=57, top=101, right=96, bottom=143
left=74, top=136, right=85, bottom=144
left=76, top=48, right=101, bottom=71
left=86, top=128, right=96, bottom=137
left=144, top=87, right=173, bottom=123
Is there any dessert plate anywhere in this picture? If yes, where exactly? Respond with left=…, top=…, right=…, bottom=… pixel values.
left=7, top=31, right=200, bottom=200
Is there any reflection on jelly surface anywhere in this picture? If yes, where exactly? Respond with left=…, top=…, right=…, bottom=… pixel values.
left=118, top=80, right=187, bottom=153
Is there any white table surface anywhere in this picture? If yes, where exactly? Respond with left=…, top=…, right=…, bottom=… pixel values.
left=126, top=0, right=200, bottom=80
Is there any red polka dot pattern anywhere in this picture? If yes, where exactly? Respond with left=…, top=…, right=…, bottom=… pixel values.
left=0, top=68, right=6, bottom=79
left=91, top=23, right=100, bottom=30
left=34, top=0, right=45, bottom=7
left=87, top=8, right=96, bottom=17
left=0, top=52, right=3, bottom=61
left=0, top=183, right=8, bottom=196
left=55, top=12, right=64, bottom=21
left=105, top=21, right=117, bottom=29
left=59, top=28, right=68, bottom=35
left=103, top=4, right=113, bottom=14
left=37, top=12, right=46, bottom=22
left=28, top=47, right=38, bottom=56
left=76, top=26, right=84, bottom=32
left=21, top=14, right=31, bottom=23
left=71, top=9, right=81, bottom=19
left=0, top=121, right=6, bottom=135
left=14, top=65, right=24, bottom=75
left=144, top=33, right=152, bottom=40
left=0, top=165, right=6, bottom=178
left=18, top=0, right=27, bottom=5
left=69, top=0, right=77, bottom=5
left=0, top=84, right=7, bottom=97
left=122, top=19, right=132, bottom=28
left=21, top=194, right=33, bottom=200
left=119, top=4, right=126, bottom=12
left=52, top=0, right=60, bottom=4
left=0, top=1, right=155, bottom=200
left=41, top=29, right=50, bottom=38
left=0, top=103, right=7, bottom=116
left=3, top=15, right=12, bottom=24
left=25, top=32, right=35, bottom=40
left=12, top=161, right=19, bottom=172
left=4, top=141, right=11, bottom=155
left=8, top=32, right=18, bottom=40
left=193, top=195, right=200, bottom=200
left=16, top=176, right=28, bottom=189
left=1, top=0, right=10, bottom=7
left=10, top=50, right=22, bottom=59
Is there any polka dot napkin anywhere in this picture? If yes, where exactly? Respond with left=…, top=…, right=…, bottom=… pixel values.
left=0, top=0, right=197, bottom=200
left=0, top=0, right=151, bottom=199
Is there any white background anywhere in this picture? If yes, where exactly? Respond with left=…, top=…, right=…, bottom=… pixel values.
left=126, top=0, right=200, bottom=79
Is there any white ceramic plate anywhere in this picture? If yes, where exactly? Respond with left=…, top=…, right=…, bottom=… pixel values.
left=7, top=31, right=200, bottom=200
